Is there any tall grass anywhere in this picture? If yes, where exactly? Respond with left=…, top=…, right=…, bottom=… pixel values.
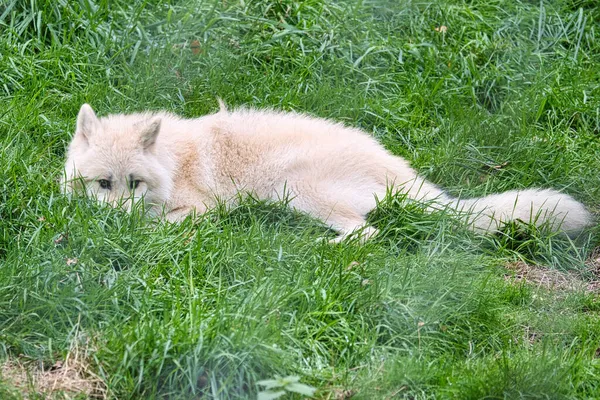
left=0, top=0, right=599, bottom=398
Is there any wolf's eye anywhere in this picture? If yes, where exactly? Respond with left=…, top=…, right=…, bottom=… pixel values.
left=129, top=179, right=141, bottom=190
left=98, top=179, right=112, bottom=190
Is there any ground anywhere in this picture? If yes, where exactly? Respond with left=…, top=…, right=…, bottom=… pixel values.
left=0, top=0, right=599, bottom=398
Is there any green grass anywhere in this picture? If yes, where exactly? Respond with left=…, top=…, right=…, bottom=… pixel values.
left=1, top=0, right=600, bottom=398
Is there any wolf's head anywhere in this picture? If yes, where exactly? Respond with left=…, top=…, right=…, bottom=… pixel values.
left=62, top=104, right=174, bottom=212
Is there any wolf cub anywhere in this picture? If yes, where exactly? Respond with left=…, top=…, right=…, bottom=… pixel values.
left=62, top=102, right=592, bottom=241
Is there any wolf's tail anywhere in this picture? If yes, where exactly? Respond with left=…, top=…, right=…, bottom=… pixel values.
left=401, top=176, right=592, bottom=235
left=446, top=188, right=593, bottom=235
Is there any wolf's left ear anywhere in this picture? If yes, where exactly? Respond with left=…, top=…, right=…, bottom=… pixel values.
left=139, top=118, right=161, bottom=151
left=75, top=104, right=101, bottom=144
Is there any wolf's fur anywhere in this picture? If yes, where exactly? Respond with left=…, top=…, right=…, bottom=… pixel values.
left=62, top=103, right=593, bottom=241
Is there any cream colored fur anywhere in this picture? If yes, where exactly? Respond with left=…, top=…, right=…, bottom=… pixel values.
left=62, top=103, right=593, bottom=241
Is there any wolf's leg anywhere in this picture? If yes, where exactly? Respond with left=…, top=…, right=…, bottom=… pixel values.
left=287, top=183, right=378, bottom=242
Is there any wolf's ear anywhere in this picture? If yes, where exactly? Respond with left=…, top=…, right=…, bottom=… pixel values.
left=75, top=104, right=100, bottom=144
left=139, top=118, right=161, bottom=151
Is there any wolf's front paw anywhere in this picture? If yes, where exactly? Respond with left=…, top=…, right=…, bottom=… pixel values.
left=164, top=207, right=194, bottom=223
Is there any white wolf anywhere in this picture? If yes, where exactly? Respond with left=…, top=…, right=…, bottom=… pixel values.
left=62, top=103, right=592, bottom=241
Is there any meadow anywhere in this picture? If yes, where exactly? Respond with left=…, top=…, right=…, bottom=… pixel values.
left=1, top=0, right=599, bottom=398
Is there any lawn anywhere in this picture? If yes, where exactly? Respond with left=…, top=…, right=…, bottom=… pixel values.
left=1, top=0, right=599, bottom=398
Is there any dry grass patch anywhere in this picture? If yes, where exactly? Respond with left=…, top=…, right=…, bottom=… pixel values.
left=0, top=341, right=107, bottom=399
left=585, top=246, right=600, bottom=292
left=504, top=261, right=598, bottom=293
